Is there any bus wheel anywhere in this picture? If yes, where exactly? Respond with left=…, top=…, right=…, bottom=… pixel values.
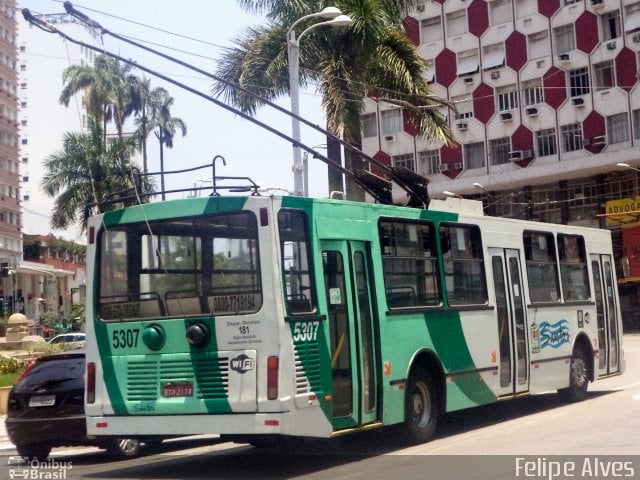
left=559, top=348, right=589, bottom=402
left=404, top=368, right=439, bottom=443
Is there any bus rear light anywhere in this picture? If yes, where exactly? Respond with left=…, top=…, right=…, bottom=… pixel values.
left=260, top=207, right=269, bottom=226
left=96, top=422, right=108, bottom=429
left=267, top=356, right=279, bottom=400
left=87, top=362, right=96, bottom=404
left=264, top=419, right=279, bottom=427
left=88, top=226, right=95, bottom=244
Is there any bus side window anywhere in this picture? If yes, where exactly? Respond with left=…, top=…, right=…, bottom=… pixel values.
left=558, top=234, right=590, bottom=301
left=379, top=219, right=441, bottom=309
left=524, top=231, right=560, bottom=303
left=278, top=209, right=317, bottom=314
left=440, top=224, right=488, bottom=306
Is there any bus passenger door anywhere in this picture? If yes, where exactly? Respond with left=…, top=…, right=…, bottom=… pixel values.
left=320, top=240, right=379, bottom=430
left=591, top=254, right=621, bottom=376
left=490, top=248, right=530, bottom=397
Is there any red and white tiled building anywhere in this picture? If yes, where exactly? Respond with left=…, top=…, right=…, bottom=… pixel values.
left=360, top=0, right=640, bottom=328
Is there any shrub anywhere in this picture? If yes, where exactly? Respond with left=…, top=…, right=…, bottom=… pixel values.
left=0, top=355, right=27, bottom=375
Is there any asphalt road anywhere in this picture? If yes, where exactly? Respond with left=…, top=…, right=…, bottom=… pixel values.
left=1, top=334, right=639, bottom=480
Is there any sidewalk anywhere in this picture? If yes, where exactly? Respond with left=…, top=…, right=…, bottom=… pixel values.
left=0, top=414, right=13, bottom=450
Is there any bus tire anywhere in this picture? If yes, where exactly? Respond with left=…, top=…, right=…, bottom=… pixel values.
left=17, top=443, right=51, bottom=462
left=559, top=347, right=589, bottom=402
left=105, top=438, right=142, bottom=457
left=404, top=367, right=439, bottom=443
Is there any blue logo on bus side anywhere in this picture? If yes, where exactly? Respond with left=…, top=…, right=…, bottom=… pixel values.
left=539, top=320, right=570, bottom=349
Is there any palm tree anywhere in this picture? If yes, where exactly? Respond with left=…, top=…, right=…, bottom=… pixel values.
left=143, top=87, right=187, bottom=197
left=213, top=0, right=451, bottom=200
left=41, top=117, right=153, bottom=232
left=59, top=54, right=138, bottom=140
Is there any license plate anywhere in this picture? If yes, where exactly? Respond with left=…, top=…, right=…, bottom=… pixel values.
left=162, top=382, right=193, bottom=398
left=29, top=395, right=55, bottom=407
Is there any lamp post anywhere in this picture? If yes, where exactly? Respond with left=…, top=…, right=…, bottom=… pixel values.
left=287, top=8, right=353, bottom=197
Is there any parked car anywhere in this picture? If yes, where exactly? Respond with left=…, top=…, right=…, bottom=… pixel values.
left=5, top=351, right=155, bottom=460
left=47, top=333, right=85, bottom=349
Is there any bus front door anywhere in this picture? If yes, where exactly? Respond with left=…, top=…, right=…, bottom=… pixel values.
left=321, top=240, right=379, bottom=430
left=591, top=254, right=621, bottom=376
left=490, top=248, right=530, bottom=397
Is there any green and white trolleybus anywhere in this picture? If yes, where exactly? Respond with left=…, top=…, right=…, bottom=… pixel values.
left=84, top=192, right=625, bottom=443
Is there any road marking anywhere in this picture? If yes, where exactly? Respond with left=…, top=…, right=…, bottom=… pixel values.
left=633, top=394, right=640, bottom=401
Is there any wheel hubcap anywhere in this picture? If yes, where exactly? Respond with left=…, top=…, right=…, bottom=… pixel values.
left=411, top=382, right=431, bottom=427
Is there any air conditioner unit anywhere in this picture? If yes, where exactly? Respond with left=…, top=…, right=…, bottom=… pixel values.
left=490, top=71, right=500, bottom=80
left=633, top=33, right=640, bottom=43
left=500, top=111, right=513, bottom=121
left=571, top=97, right=585, bottom=107
left=417, top=4, right=425, bottom=12
left=454, top=162, right=464, bottom=170
left=522, top=150, right=534, bottom=158
left=463, top=76, right=474, bottom=84
left=606, top=40, right=617, bottom=50
left=525, top=106, right=539, bottom=116
left=456, top=121, right=468, bottom=131
left=438, top=163, right=449, bottom=172
left=558, top=52, right=570, bottom=62
left=384, top=134, right=396, bottom=142
left=591, top=135, right=606, bottom=146
left=508, top=151, right=523, bottom=161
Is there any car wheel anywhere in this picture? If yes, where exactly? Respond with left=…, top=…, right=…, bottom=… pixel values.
left=105, top=438, right=141, bottom=457
left=17, top=443, right=51, bottom=461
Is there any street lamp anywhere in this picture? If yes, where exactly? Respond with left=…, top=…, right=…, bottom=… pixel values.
left=617, top=162, right=640, bottom=173
left=287, top=8, right=353, bottom=197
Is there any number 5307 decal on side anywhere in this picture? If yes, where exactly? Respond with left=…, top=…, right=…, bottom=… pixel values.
left=112, top=328, right=140, bottom=349
left=292, top=321, right=320, bottom=342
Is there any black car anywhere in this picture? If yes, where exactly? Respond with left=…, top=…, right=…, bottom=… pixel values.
left=5, top=351, right=148, bottom=460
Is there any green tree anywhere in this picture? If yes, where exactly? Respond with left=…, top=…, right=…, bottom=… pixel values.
left=134, top=84, right=187, bottom=188
left=41, top=118, right=153, bottom=232
left=213, top=0, right=451, bottom=200
left=59, top=54, right=138, bottom=140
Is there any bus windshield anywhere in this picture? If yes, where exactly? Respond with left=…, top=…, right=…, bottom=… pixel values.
left=97, top=211, right=262, bottom=321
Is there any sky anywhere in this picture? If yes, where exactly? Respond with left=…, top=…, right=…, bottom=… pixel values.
left=18, top=0, right=330, bottom=201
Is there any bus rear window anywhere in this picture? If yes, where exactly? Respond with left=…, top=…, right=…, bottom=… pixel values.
left=97, top=212, right=262, bottom=320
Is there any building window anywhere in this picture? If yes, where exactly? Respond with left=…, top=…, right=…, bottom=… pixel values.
left=536, top=128, right=557, bottom=156
left=483, top=43, right=505, bottom=70
left=490, top=0, right=512, bottom=26
left=489, top=137, right=511, bottom=165
left=569, top=67, right=590, bottom=97
left=457, top=49, right=479, bottom=76
left=362, top=113, right=377, bottom=138
left=447, top=9, right=467, bottom=37
left=418, top=149, right=440, bottom=175
left=465, top=142, right=485, bottom=169
left=607, top=113, right=629, bottom=144
left=393, top=153, right=415, bottom=172
left=602, top=11, right=621, bottom=41
left=497, top=85, right=519, bottom=111
left=554, top=24, right=575, bottom=54
left=561, top=123, right=583, bottom=152
left=633, top=109, right=640, bottom=140
left=528, top=31, right=548, bottom=60
left=421, top=16, right=442, bottom=43
left=380, top=109, right=402, bottom=135
left=625, top=2, right=640, bottom=33
left=594, top=61, right=615, bottom=91
left=523, top=79, right=544, bottom=105
left=564, top=0, right=580, bottom=4
left=452, top=95, right=473, bottom=119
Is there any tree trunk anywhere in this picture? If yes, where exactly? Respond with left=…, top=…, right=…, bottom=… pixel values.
left=344, top=136, right=366, bottom=202
left=326, top=133, right=343, bottom=196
